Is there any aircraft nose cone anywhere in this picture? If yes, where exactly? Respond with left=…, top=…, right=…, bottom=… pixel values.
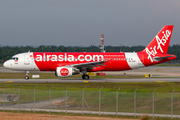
left=3, top=61, right=7, bottom=68
left=3, top=61, right=9, bottom=68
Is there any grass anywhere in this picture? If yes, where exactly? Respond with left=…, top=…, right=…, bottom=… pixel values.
left=140, top=114, right=149, bottom=120
left=153, top=64, right=180, bottom=66
left=1, top=83, right=180, bottom=114
left=1, top=82, right=180, bottom=119
left=0, top=100, right=180, bottom=120
left=1, top=82, right=180, bottom=92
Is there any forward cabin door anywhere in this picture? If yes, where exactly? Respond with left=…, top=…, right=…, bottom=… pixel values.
left=24, top=54, right=30, bottom=65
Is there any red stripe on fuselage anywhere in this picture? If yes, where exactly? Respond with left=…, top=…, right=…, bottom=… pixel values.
left=33, top=52, right=131, bottom=71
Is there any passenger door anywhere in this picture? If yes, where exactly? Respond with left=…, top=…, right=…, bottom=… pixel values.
left=138, top=54, right=144, bottom=65
left=24, top=54, right=30, bottom=65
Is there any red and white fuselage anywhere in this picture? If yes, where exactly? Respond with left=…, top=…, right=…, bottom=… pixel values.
left=3, top=51, right=175, bottom=71
left=3, top=25, right=176, bottom=79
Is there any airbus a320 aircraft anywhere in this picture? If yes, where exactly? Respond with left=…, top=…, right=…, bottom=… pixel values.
left=3, top=25, right=176, bottom=80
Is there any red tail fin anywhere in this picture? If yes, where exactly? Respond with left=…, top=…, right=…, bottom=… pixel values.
left=142, top=25, right=174, bottom=54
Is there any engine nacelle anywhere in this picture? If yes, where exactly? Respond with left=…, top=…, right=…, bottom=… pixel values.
left=56, top=67, right=79, bottom=77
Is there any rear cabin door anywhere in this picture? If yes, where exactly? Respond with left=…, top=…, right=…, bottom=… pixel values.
left=138, top=54, right=144, bottom=65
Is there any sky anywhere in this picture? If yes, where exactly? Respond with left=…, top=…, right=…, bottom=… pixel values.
left=0, top=0, right=180, bottom=47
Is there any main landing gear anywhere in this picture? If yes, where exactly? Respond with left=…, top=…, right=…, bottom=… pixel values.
left=25, top=71, right=29, bottom=80
left=81, top=69, right=90, bottom=80
left=82, top=74, right=89, bottom=80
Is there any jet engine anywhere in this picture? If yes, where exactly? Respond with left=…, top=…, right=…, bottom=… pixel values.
left=55, top=67, right=79, bottom=77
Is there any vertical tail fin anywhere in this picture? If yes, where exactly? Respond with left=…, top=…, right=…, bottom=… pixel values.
left=142, top=25, right=174, bottom=54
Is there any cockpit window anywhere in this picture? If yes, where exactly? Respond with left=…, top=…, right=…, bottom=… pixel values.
left=10, top=57, right=18, bottom=60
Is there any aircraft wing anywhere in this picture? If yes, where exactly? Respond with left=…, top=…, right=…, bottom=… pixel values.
left=68, top=61, right=107, bottom=69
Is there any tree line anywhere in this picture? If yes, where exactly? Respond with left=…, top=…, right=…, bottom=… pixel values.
left=0, top=45, right=180, bottom=63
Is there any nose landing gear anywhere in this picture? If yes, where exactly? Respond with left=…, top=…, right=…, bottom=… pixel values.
left=25, top=71, right=29, bottom=80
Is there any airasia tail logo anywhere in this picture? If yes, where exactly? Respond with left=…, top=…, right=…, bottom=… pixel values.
left=145, top=30, right=171, bottom=62
left=60, top=68, right=69, bottom=76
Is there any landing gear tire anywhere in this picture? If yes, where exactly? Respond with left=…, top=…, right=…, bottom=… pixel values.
left=82, top=75, right=85, bottom=79
left=82, top=75, right=89, bottom=80
left=25, top=71, right=29, bottom=80
left=25, top=76, right=29, bottom=80
left=84, top=75, right=89, bottom=80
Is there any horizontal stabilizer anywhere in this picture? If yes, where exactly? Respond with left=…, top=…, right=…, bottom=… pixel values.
left=153, top=55, right=175, bottom=61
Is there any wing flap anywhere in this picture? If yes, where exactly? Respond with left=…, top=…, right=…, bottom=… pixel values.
left=69, top=61, right=107, bottom=69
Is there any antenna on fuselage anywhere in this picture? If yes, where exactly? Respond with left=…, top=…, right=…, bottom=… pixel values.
left=28, top=50, right=30, bottom=53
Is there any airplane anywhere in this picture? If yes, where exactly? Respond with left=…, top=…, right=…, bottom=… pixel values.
left=3, top=25, right=176, bottom=80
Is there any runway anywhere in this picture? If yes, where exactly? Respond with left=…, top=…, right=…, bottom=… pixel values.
left=0, top=78, right=180, bottom=83
left=1, top=66, right=180, bottom=75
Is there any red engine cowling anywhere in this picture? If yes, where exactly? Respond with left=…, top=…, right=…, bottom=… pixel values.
left=56, top=67, right=73, bottom=77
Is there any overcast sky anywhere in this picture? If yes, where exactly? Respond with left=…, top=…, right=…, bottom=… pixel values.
left=0, top=0, right=180, bottom=47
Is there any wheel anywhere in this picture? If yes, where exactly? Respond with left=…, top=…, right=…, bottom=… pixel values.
left=25, top=76, right=29, bottom=80
left=84, top=75, right=89, bottom=80
left=82, top=75, right=85, bottom=79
